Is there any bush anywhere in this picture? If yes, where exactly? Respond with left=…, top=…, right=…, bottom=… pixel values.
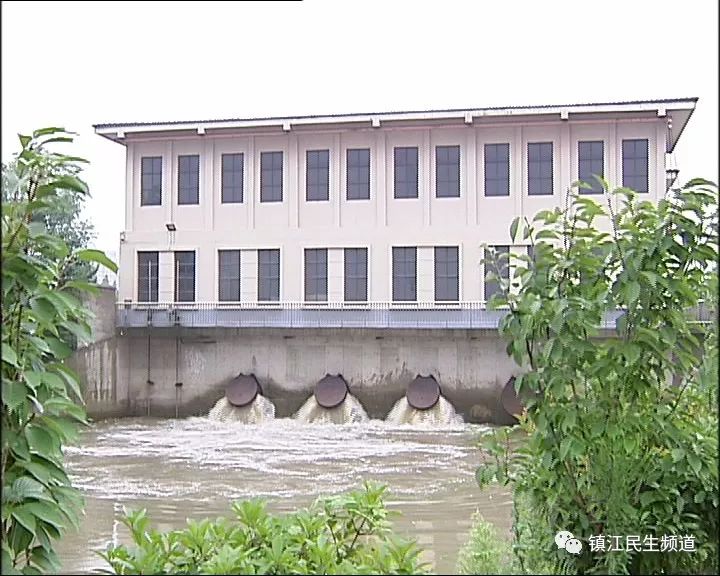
left=101, top=482, right=430, bottom=575
left=478, top=179, right=719, bottom=575
left=456, top=511, right=512, bottom=575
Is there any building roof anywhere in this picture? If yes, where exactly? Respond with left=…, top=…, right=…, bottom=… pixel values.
left=94, top=97, right=698, bottom=152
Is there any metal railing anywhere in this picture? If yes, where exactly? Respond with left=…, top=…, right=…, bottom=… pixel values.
left=115, top=300, right=713, bottom=330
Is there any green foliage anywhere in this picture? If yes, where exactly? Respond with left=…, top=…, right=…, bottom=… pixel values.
left=478, top=180, right=719, bottom=575
left=2, top=159, right=98, bottom=282
left=456, top=511, right=512, bottom=575
left=1, top=129, right=117, bottom=574
left=100, top=482, right=429, bottom=575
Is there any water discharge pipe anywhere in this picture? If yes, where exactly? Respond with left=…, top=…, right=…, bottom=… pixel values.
left=314, top=374, right=349, bottom=409
left=405, top=375, right=441, bottom=411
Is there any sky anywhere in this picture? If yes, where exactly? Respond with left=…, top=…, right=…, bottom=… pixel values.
left=2, top=0, right=718, bottom=259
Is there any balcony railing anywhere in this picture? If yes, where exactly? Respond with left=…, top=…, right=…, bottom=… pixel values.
left=116, top=300, right=669, bottom=330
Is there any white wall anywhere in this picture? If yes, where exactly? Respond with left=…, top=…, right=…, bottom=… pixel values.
left=118, top=118, right=667, bottom=303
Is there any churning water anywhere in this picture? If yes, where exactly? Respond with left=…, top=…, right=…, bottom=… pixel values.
left=207, top=395, right=276, bottom=423
left=293, top=393, right=369, bottom=424
left=56, top=417, right=512, bottom=574
left=386, top=396, right=464, bottom=426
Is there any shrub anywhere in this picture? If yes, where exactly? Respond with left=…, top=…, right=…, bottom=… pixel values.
left=478, top=179, right=719, bottom=575
left=456, top=511, right=512, bottom=575
left=100, top=482, right=430, bottom=575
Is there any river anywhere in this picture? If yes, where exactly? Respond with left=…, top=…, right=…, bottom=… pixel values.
left=56, top=416, right=512, bottom=574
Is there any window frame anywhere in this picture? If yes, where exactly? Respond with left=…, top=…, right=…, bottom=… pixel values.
left=484, top=245, right=509, bottom=302
left=137, top=251, right=159, bottom=302
left=392, top=246, right=417, bottom=302
left=578, top=140, right=605, bottom=195
left=484, top=143, right=510, bottom=197
left=174, top=251, right=196, bottom=303
left=257, top=249, right=280, bottom=302
left=434, top=246, right=459, bottom=302
left=527, top=142, right=553, bottom=196
left=218, top=249, right=241, bottom=302
left=260, top=151, right=283, bottom=203
left=344, top=247, right=368, bottom=302
left=140, top=156, right=162, bottom=206
left=306, top=149, right=330, bottom=202
left=304, top=248, right=328, bottom=302
left=622, top=138, right=649, bottom=194
left=221, top=153, right=244, bottom=204
left=346, top=148, right=371, bottom=200
left=435, top=145, right=461, bottom=198
left=393, top=146, right=419, bottom=199
left=177, top=154, right=200, bottom=205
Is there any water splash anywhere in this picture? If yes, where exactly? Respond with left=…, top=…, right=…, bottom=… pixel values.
left=207, top=395, right=275, bottom=424
left=293, top=393, right=369, bottom=424
left=385, top=396, right=463, bottom=426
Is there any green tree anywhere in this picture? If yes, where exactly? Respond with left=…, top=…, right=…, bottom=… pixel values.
left=2, top=160, right=97, bottom=282
left=477, top=178, right=718, bottom=575
left=1, top=128, right=116, bottom=574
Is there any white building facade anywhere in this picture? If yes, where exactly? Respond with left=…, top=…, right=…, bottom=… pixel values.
left=96, top=98, right=696, bottom=329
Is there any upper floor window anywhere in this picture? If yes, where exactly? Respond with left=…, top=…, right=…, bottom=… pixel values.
left=261, top=151, right=283, bottom=203
left=394, top=147, right=418, bottom=199
left=140, top=157, right=162, bottom=206
left=174, top=251, right=196, bottom=302
left=434, top=246, right=459, bottom=301
left=258, top=249, right=280, bottom=301
left=178, top=155, right=200, bottom=205
left=137, top=251, right=159, bottom=302
left=218, top=250, right=241, bottom=302
left=347, top=148, right=370, bottom=200
left=344, top=248, right=368, bottom=302
left=578, top=141, right=604, bottom=194
left=484, top=143, right=510, bottom=197
left=436, top=145, right=460, bottom=198
left=528, top=142, right=553, bottom=196
left=306, top=150, right=330, bottom=202
left=304, top=248, right=328, bottom=302
left=622, top=139, right=649, bottom=194
left=221, top=153, right=244, bottom=203
left=392, top=247, right=417, bottom=301
left=484, top=245, right=509, bottom=302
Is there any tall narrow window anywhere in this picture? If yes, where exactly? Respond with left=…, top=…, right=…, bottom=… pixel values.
left=435, top=145, right=460, bottom=198
left=394, top=147, right=418, bottom=199
left=484, top=143, right=510, bottom=196
left=578, top=141, right=604, bottom=194
left=344, top=248, right=368, bottom=302
left=141, top=157, right=162, bottom=206
left=137, top=251, right=159, bottom=302
left=260, top=151, right=283, bottom=202
left=174, top=251, right=195, bottom=302
left=434, top=246, right=459, bottom=301
left=304, top=249, right=328, bottom=302
left=392, top=247, right=417, bottom=301
left=221, top=153, right=244, bottom=203
left=258, top=249, right=280, bottom=301
left=178, top=155, right=199, bottom=205
left=622, top=139, right=648, bottom=193
left=218, top=250, right=241, bottom=302
left=306, top=149, right=330, bottom=201
left=528, top=142, right=553, bottom=196
left=347, top=148, right=370, bottom=200
left=484, top=245, right=509, bottom=302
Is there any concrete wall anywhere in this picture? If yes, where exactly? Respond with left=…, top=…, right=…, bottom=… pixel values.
left=114, top=327, right=519, bottom=425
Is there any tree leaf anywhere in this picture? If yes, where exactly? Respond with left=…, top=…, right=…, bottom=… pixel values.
left=76, top=249, right=117, bottom=273
left=2, top=381, right=28, bottom=411
left=11, top=507, right=37, bottom=536
left=509, top=217, right=520, bottom=243
left=24, top=502, right=67, bottom=531
left=2, top=342, right=19, bottom=367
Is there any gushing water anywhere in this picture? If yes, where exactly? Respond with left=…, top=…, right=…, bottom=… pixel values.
left=293, top=394, right=369, bottom=424
left=207, top=395, right=275, bottom=423
left=385, top=396, right=463, bottom=426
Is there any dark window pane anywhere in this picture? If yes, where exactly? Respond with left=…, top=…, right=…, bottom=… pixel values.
left=434, top=246, right=459, bottom=301
left=528, top=142, right=553, bottom=196
left=484, top=245, right=509, bottom=302
left=344, top=248, right=368, bottom=301
left=258, top=249, right=280, bottom=301
left=261, top=152, right=283, bottom=202
left=218, top=250, right=241, bottom=301
left=221, top=153, right=244, bottom=203
left=141, top=157, right=162, bottom=206
left=436, top=145, right=460, bottom=198
left=178, top=155, right=199, bottom=205
left=484, top=143, right=510, bottom=196
left=304, top=248, right=328, bottom=301
left=347, top=148, right=370, bottom=200
left=174, top=251, right=195, bottom=302
left=137, top=251, right=159, bottom=302
left=578, top=141, right=604, bottom=194
left=394, top=147, right=418, bottom=198
left=622, top=138, right=648, bottom=193
left=306, top=149, right=330, bottom=201
left=392, top=247, right=417, bottom=301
